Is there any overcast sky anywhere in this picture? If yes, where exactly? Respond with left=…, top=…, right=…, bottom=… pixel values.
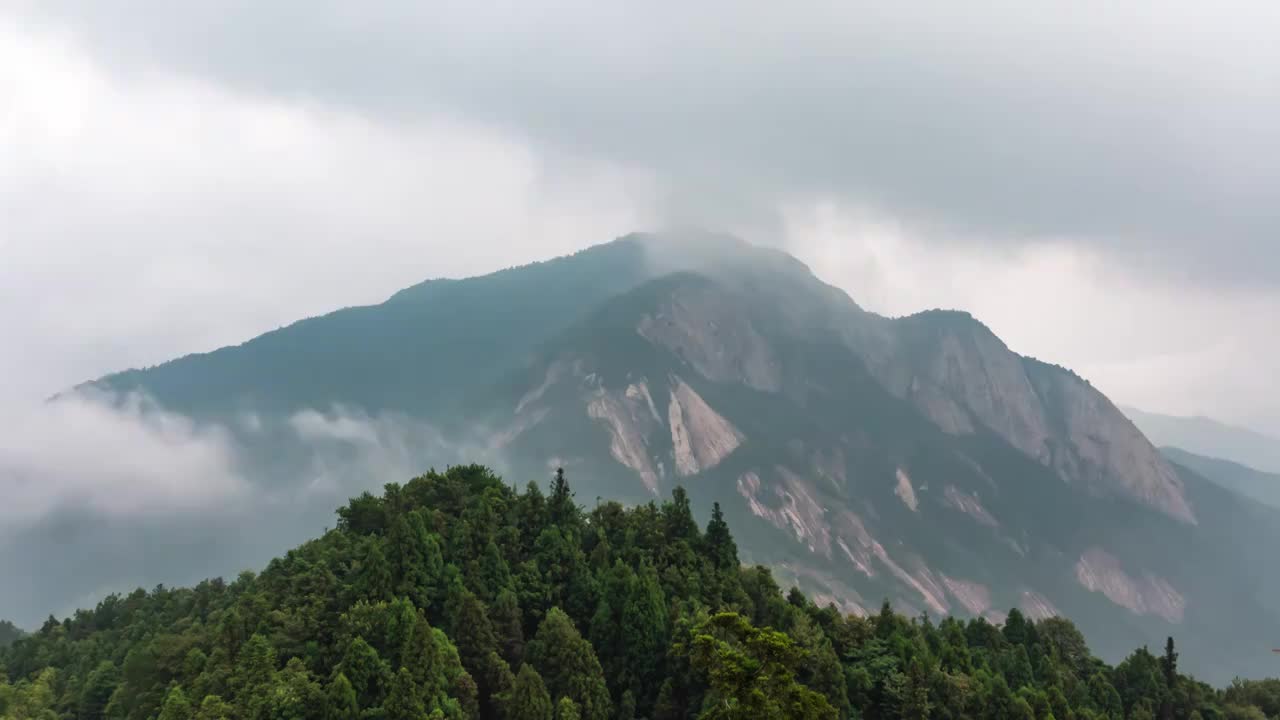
left=4, top=1, right=1279, bottom=435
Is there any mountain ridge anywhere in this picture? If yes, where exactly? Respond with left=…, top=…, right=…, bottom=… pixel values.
left=43, top=231, right=1280, bottom=682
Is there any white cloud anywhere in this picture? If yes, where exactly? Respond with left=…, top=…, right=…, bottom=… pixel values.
left=0, top=16, right=657, bottom=406
left=783, top=202, right=1280, bottom=435
left=0, top=391, right=247, bottom=528
left=2, top=3, right=1278, bottom=437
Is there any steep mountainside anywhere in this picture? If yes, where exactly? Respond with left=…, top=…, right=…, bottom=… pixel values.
left=1161, top=446, right=1280, bottom=510
left=66, top=232, right=1280, bottom=682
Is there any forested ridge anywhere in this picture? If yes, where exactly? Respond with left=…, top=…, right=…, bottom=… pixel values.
left=3, top=465, right=1278, bottom=720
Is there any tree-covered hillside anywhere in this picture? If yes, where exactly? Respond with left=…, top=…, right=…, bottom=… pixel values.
left=2, top=465, right=1274, bottom=720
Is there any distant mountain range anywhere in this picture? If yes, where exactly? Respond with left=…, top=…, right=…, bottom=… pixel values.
left=1159, top=446, right=1280, bottom=511
left=20, top=232, right=1280, bottom=683
left=1125, top=407, right=1280, bottom=475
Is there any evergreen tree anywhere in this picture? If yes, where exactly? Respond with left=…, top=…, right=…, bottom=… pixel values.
left=526, top=608, right=611, bottom=720
left=663, top=487, right=701, bottom=543
left=556, top=696, right=582, bottom=720
left=325, top=673, right=360, bottom=720
left=492, top=588, right=526, bottom=666
left=510, top=665, right=554, bottom=720
left=617, top=690, right=637, bottom=720
left=704, top=502, right=738, bottom=571
left=196, top=695, right=235, bottom=720
left=357, top=539, right=395, bottom=603
left=339, top=636, right=388, bottom=709
left=454, top=672, right=480, bottom=720
left=384, top=667, right=424, bottom=720
left=449, top=589, right=498, bottom=676
left=389, top=510, right=445, bottom=614
left=548, top=468, right=579, bottom=530
left=687, top=612, right=837, bottom=720
left=158, top=686, right=193, bottom=720
left=78, top=660, right=120, bottom=720
left=481, top=652, right=516, bottom=720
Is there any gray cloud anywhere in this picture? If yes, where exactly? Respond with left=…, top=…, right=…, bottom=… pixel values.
left=0, top=391, right=247, bottom=528
left=0, top=390, right=514, bottom=625
left=0, top=15, right=653, bottom=406
left=13, top=0, right=1280, bottom=287
left=4, top=1, right=1280, bottom=627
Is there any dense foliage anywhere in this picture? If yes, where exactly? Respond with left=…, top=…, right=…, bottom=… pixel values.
left=0, top=624, right=22, bottom=652
left=2, top=465, right=1274, bottom=719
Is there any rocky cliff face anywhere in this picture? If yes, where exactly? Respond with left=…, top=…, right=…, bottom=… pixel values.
left=486, top=236, right=1273, bottom=681
left=860, top=311, right=1194, bottom=523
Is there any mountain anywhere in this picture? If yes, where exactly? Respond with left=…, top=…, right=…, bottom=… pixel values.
left=1125, top=407, right=1280, bottom=475
left=51, top=232, right=1280, bottom=682
left=4, top=465, right=1274, bottom=720
left=1161, top=446, right=1280, bottom=510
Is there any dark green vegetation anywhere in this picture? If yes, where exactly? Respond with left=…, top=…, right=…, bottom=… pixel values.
left=3, top=466, right=1278, bottom=720
left=1161, top=448, right=1280, bottom=511
left=0, top=623, right=22, bottom=651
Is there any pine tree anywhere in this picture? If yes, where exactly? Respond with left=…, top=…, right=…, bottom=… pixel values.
left=454, top=672, right=480, bottom=720
left=510, top=664, right=554, bottom=720
left=450, top=589, right=498, bottom=676
left=1161, top=637, right=1179, bottom=688
left=157, top=686, right=193, bottom=720
left=357, top=538, right=395, bottom=603
left=325, top=672, right=360, bottom=720
left=620, top=562, right=669, bottom=706
left=384, top=667, right=424, bottom=720
left=704, top=502, right=738, bottom=570
left=617, top=690, right=637, bottom=720
left=482, top=652, right=516, bottom=720
left=491, top=588, right=526, bottom=665
left=78, top=660, right=120, bottom=720
left=548, top=468, right=579, bottom=530
left=389, top=510, right=444, bottom=614
left=339, top=636, right=388, bottom=709
left=1160, top=638, right=1179, bottom=720
left=663, top=487, right=700, bottom=542
left=400, top=615, right=446, bottom=702
left=526, top=608, right=611, bottom=720
left=196, top=695, right=235, bottom=720
left=687, top=612, right=837, bottom=720
left=556, top=697, right=582, bottom=720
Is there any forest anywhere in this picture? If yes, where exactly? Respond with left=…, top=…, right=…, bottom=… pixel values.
left=3, top=464, right=1279, bottom=720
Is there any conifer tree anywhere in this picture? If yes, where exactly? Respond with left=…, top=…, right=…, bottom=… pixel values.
left=526, top=608, right=611, bottom=720
left=325, top=672, right=360, bottom=720
left=510, top=664, right=554, bottom=720
left=157, top=686, right=193, bottom=720
left=556, top=697, right=582, bottom=720
left=384, top=667, right=424, bottom=720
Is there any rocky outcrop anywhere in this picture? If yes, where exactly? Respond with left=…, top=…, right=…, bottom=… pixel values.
left=1024, top=361, right=1195, bottom=523
left=943, top=575, right=992, bottom=616
left=895, top=468, right=919, bottom=512
left=867, top=312, right=1195, bottom=524
left=638, top=282, right=782, bottom=392
left=585, top=380, right=665, bottom=494
left=1075, top=547, right=1185, bottom=622
left=943, top=485, right=998, bottom=528
left=1020, top=590, right=1061, bottom=621
left=737, top=468, right=831, bottom=556
left=667, top=377, right=743, bottom=476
